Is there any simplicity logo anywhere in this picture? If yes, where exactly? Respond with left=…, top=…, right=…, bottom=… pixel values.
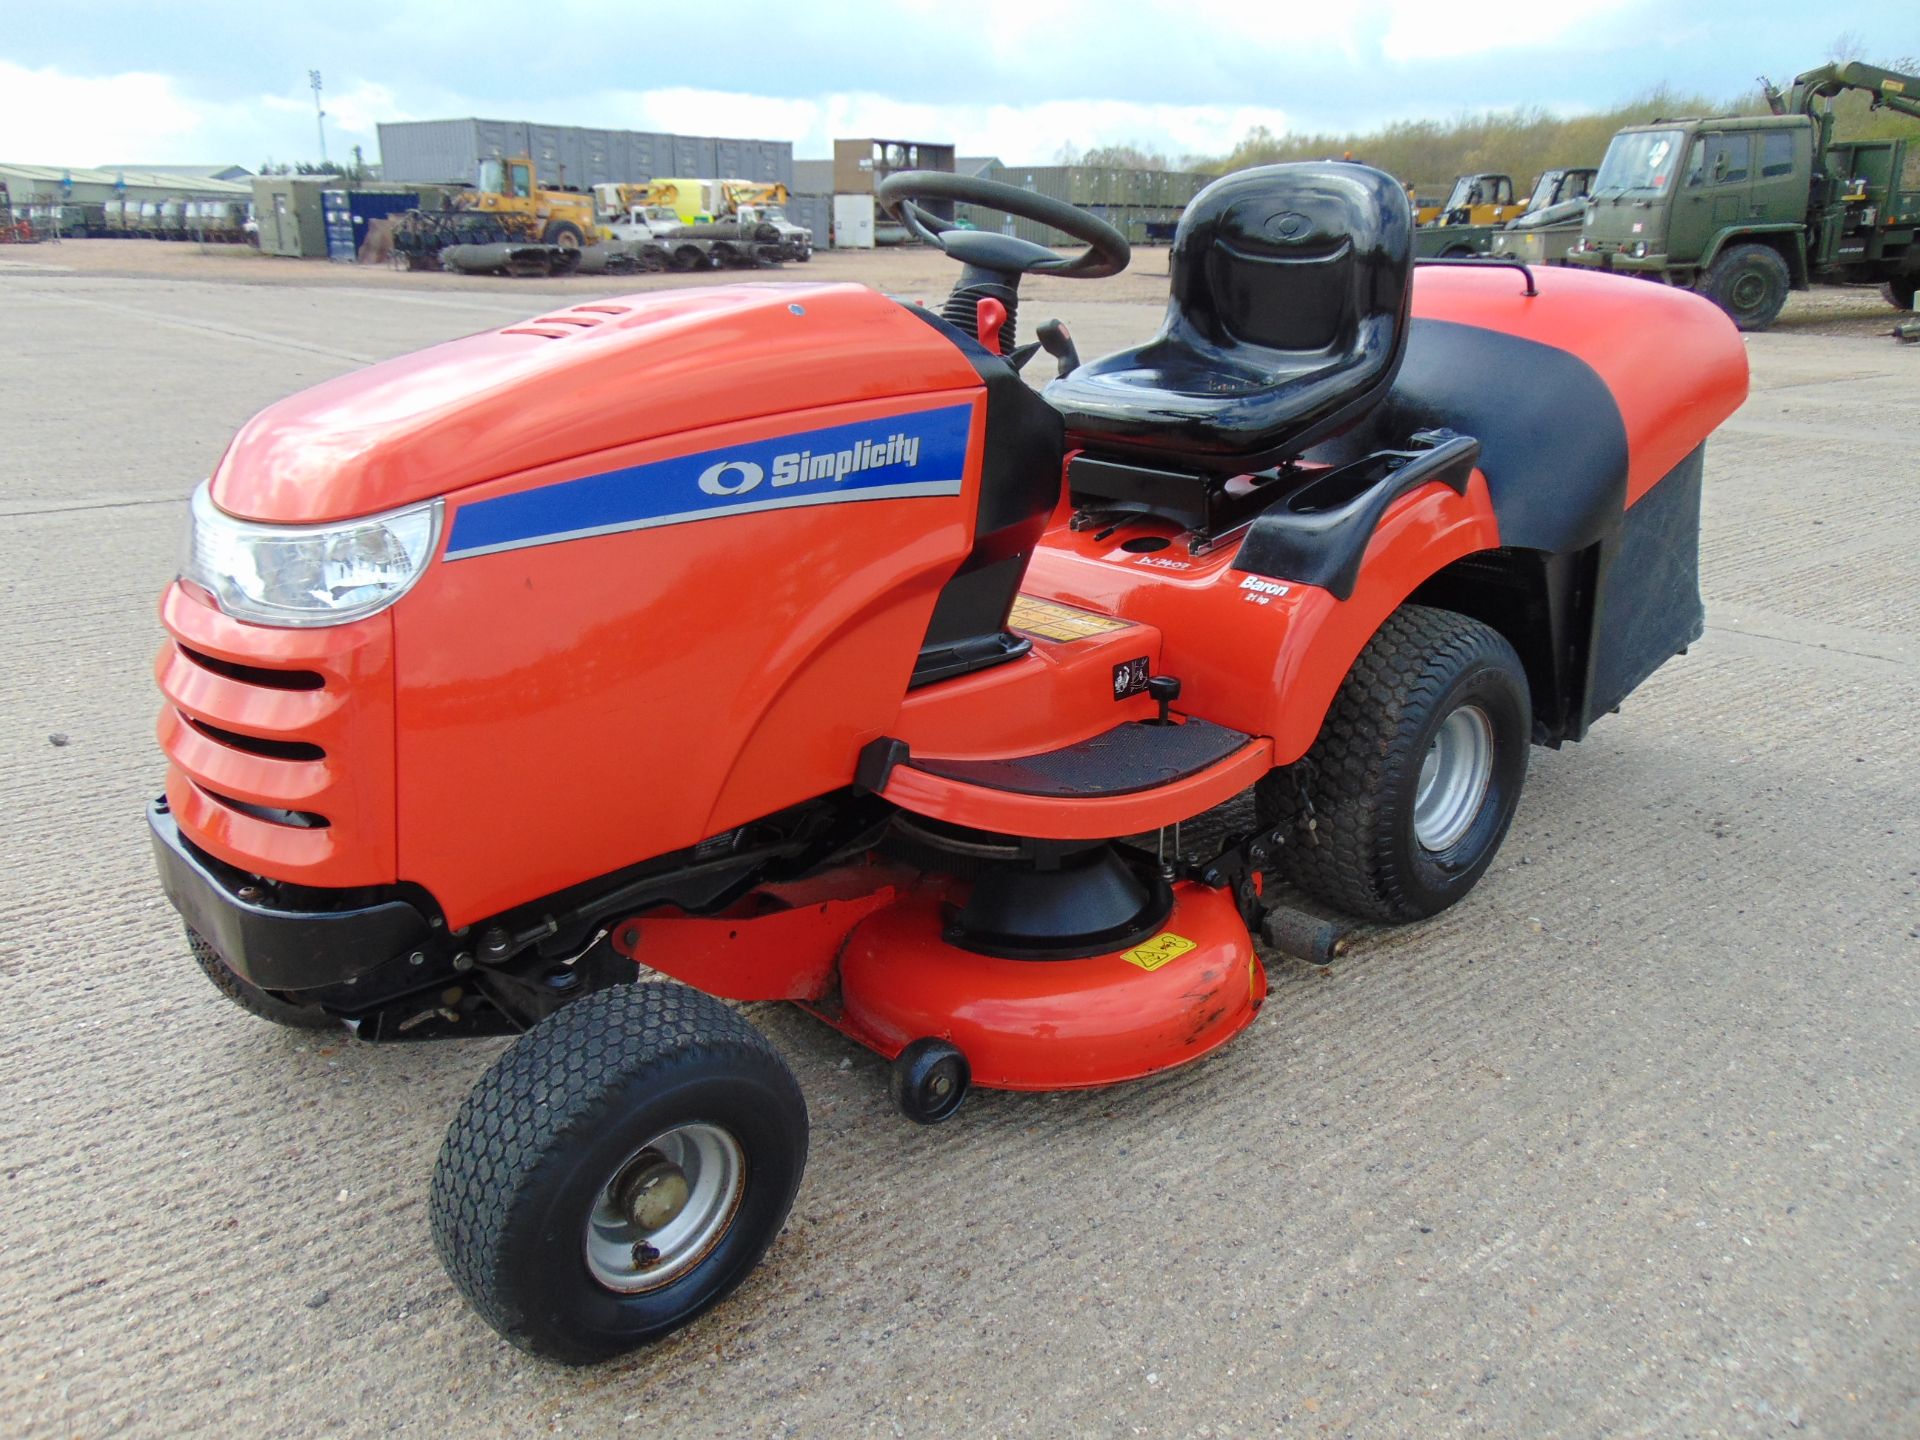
left=698, top=432, right=923, bottom=497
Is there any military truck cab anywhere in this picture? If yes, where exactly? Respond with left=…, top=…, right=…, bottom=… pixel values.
left=1569, top=61, right=1920, bottom=330
left=1570, top=116, right=1814, bottom=314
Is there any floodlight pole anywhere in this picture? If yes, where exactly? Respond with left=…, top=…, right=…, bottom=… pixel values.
left=310, top=69, right=328, bottom=166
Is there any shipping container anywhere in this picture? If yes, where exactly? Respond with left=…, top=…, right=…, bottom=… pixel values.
left=786, top=194, right=832, bottom=250
left=251, top=175, right=333, bottom=256
left=793, top=159, right=834, bottom=196
left=377, top=120, right=794, bottom=192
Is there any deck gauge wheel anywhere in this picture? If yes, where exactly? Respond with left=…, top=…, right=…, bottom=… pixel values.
left=889, top=1038, right=972, bottom=1124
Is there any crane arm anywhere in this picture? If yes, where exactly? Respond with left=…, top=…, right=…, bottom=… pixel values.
left=1770, top=62, right=1920, bottom=122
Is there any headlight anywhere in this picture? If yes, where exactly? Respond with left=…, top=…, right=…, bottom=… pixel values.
left=182, top=482, right=442, bottom=627
left=1630, top=240, right=1649, bottom=259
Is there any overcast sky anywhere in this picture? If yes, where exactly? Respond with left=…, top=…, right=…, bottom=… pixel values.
left=3, top=3, right=1913, bottom=170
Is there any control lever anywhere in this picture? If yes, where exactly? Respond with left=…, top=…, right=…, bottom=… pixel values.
left=1146, top=674, right=1181, bottom=725
left=1035, top=318, right=1081, bottom=378
left=974, top=297, right=1008, bottom=355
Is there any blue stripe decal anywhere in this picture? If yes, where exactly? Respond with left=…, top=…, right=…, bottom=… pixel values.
left=444, top=403, right=974, bottom=560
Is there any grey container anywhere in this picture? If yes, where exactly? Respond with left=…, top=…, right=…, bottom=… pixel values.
left=580, top=130, right=615, bottom=186
left=786, top=193, right=831, bottom=247
left=472, top=118, right=527, bottom=164
left=377, top=118, right=482, bottom=183
left=377, top=120, right=796, bottom=190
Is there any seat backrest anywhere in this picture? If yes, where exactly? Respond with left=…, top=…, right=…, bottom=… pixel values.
left=1172, top=163, right=1408, bottom=358
left=1048, top=163, right=1412, bottom=475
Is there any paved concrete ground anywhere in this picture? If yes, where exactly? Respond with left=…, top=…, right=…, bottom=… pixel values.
left=2, top=247, right=1915, bottom=1439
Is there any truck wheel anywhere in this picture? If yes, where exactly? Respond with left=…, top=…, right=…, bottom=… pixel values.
left=1700, top=244, right=1789, bottom=331
left=186, top=926, right=334, bottom=1029
left=1884, top=276, right=1918, bottom=312
left=1255, top=605, right=1530, bottom=923
left=542, top=220, right=586, bottom=250
left=1441, top=244, right=1476, bottom=258
left=429, top=982, right=807, bottom=1364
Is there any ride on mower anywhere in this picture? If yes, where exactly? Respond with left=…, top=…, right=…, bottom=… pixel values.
left=148, top=163, right=1747, bottom=1361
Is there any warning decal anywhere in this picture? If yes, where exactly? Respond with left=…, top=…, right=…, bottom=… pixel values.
left=1008, top=595, right=1132, bottom=644
left=1122, top=932, right=1197, bottom=972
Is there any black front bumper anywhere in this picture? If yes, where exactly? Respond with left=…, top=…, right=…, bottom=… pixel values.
left=148, top=799, right=433, bottom=994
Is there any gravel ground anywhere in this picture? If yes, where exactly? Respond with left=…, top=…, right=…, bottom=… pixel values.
left=11, top=235, right=1912, bottom=334
left=1, top=243, right=1915, bottom=1439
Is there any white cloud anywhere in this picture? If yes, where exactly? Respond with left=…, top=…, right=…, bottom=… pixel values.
left=0, top=60, right=216, bottom=163
left=259, top=79, right=413, bottom=161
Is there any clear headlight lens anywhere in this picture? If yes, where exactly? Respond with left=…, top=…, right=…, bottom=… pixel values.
left=182, top=482, right=442, bottom=627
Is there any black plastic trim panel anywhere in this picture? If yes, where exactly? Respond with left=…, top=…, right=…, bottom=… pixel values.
left=910, top=717, right=1252, bottom=798
left=149, top=799, right=431, bottom=993
left=1234, top=435, right=1479, bottom=600
left=1309, top=317, right=1629, bottom=556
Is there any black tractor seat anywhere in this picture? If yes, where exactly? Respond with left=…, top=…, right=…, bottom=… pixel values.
left=1046, top=163, right=1414, bottom=526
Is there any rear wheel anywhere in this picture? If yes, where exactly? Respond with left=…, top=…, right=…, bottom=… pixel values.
left=186, top=926, right=334, bottom=1029
left=1699, top=243, right=1790, bottom=331
left=429, top=982, right=807, bottom=1363
left=1256, top=605, right=1530, bottom=923
left=542, top=219, right=586, bottom=250
left=1884, top=276, right=1918, bottom=312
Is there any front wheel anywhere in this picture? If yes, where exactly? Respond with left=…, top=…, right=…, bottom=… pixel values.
left=1256, top=605, right=1530, bottom=923
left=1884, top=276, right=1918, bottom=312
left=1699, top=243, right=1790, bottom=331
left=542, top=220, right=586, bottom=250
left=429, top=982, right=807, bottom=1363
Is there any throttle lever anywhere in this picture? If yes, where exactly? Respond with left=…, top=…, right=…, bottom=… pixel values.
left=1035, top=318, right=1081, bottom=378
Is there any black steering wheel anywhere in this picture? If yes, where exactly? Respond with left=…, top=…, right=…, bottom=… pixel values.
left=875, top=171, right=1131, bottom=281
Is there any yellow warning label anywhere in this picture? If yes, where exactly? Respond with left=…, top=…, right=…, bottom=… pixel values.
left=1008, top=595, right=1132, bottom=644
left=1123, top=932, right=1196, bottom=971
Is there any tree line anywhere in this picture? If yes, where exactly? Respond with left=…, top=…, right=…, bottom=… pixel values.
left=1064, top=48, right=1918, bottom=196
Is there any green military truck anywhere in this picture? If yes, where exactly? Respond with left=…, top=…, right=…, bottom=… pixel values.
left=1565, top=61, right=1920, bottom=330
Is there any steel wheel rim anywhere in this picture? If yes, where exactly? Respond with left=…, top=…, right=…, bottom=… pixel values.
left=584, top=1122, right=745, bottom=1294
left=1730, top=271, right=1766, bottom=309
left=1414, top=704, right=1495, bottom=852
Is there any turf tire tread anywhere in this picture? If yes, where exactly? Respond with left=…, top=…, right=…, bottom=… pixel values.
left=427, top=983, right=791, bottom=1361
left=1258, top=605, right=1518, bottom=922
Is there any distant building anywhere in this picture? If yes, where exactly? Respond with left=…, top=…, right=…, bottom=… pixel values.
left=0, top=161, right=253, bottom=206
left=105, top=163, right=255, bottom=183
left=832, top=138, right=956, bottom=196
